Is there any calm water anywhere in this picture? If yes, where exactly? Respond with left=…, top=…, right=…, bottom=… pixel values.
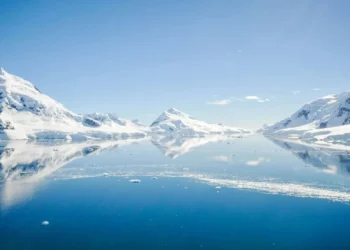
left=0, top=135, right=350, bottom=249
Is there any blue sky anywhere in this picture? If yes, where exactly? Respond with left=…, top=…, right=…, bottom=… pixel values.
left=1, top=0, right=350, bottom=129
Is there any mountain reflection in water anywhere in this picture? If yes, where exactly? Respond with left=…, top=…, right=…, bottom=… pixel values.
left=1, top=136, right=350, bottom=209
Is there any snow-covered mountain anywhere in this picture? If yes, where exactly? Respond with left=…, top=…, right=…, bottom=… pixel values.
left=0, top=68, right=252, bottom=140
left=0, top=68, right=147, bottom=140
left=150, top=108, right=251, bottom=136
left=261, top=92, right=350, bottom=144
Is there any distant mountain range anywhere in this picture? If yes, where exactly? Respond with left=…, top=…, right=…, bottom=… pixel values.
left=2, top=67, right=350, bottom=145
left=0, top=68, right=249, bottom=140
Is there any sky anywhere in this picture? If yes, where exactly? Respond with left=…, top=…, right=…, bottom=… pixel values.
left=1, top=0, right=350, bottom=129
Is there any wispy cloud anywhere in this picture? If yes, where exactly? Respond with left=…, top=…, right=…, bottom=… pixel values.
left=207, top=99, right=231, bottom=105
left=207, top=95, right=271, bottom=105
left=244, top=96, right=270, bottom=103
left=292, top=90, right=300, bottom=95
left=313, top=88, right=320, bottom=91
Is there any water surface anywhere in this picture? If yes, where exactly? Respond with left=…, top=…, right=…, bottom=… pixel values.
left=0, top=136, right=349, bottom=249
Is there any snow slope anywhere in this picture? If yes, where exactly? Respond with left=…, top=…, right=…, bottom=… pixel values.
left=150, top=108, right=251, bottom=136
left=0, top=68, right=147, bottom=140
left=262, top=92, right=350, bottom=144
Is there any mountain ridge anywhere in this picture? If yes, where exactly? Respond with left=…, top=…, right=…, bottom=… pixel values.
left=150, top=108, right=250, bottom=136
left=0, top=68, right=251, bottom=140
left=261, top=92, right=350, bottom=144
left=0, top=68, right=147, bottom=140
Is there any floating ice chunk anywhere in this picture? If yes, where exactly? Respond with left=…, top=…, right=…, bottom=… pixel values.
left=41, top=221, right=49, bottom=226
left=129, top=179, right=141, bottom=183
left=215, top=186, right=221, bottom=189
left=182, top=168, right=190, bottom=171
left=152, top=177, right=158, bottom=180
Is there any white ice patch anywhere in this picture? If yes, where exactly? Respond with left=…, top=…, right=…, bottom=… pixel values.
left=41, top=221, right=49, bottom=226
left=199, top=177, right=350, bottom=203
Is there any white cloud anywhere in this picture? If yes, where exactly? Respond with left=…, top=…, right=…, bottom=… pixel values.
left=246, top=157, right=270, bottom=166
left=244, top=96, right=270, bottom=103
left=313, top=88, right=320, bottom=91
left=245, top=96, right=259, bottom=100
left=207, top=99, right=231, bottom=105
left=207, top=95, right=271, bottom=105
left=292, top=90, right=300, bottom=95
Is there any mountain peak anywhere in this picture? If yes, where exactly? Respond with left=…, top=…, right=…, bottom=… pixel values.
left=0, top=69, right=147, bottom=140
left=151, top=108, right=250, bottom=135
left=167, top=108, right=181, bottom=114
left=0, top=67, right=5, bottom=76
left=261, top=91, right=350, bottom=136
